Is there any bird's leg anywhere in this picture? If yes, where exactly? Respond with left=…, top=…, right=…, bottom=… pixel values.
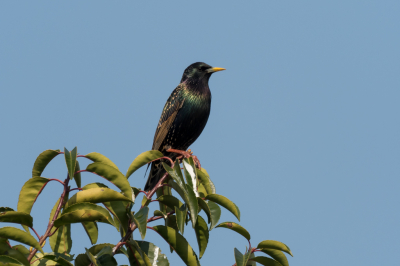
left=166, top=148, right=201, bottom=169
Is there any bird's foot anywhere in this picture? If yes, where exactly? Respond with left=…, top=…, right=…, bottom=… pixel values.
left=166, top=148, right=201, bottom=169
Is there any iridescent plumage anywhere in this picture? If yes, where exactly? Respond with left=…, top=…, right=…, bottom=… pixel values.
left=144, top=62, right=225, bottom=191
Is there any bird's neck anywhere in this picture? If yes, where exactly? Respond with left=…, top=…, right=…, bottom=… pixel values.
left=183, top=78, right=211, bottom=97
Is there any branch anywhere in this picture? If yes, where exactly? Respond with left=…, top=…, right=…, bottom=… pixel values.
left=30, top=228, right=41, bottom=241
left=27, top=175, right=70, bottom=262
left=48, top=179, right=65, bottom=185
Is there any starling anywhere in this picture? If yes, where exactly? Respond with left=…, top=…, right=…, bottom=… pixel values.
left=144, top=62, right=225, bottom=191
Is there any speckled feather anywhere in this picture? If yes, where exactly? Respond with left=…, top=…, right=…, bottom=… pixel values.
left=144, top=62, right=219, bottom=191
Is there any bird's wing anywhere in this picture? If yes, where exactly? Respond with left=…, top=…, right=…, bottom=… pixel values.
left=152, top=85, right=185, bottom=151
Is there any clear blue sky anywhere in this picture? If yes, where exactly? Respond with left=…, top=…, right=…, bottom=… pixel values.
left=1, top=1, right=399, bottom=265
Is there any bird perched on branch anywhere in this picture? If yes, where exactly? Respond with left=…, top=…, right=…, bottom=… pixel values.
left=144, top=62, right=225, bottom=191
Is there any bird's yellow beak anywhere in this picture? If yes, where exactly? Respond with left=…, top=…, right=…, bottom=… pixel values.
left=207, top=67, right=226, bottom=73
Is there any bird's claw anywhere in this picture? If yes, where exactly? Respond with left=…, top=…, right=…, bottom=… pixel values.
left=166, top=148, right=201, bottom=169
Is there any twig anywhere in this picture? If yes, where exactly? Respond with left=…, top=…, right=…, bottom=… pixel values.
left=48, top=179, right=65, bottom=185
left=27, top=175, right=70, bottom=262
left=30, top=228, right=41, bottom=241
left=69, top=187, right=83, bottom=192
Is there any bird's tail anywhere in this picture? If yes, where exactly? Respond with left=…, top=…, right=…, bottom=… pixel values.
left=144, top=161, right=166, bottom=191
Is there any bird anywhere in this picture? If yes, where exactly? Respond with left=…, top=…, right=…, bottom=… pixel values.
left=144, top=62, right=225, bottom=191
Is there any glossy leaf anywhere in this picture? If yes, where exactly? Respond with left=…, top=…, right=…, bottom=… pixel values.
left=126, top=240, right=151, bottom=266
left=163, top=163, right=185, bottom=188
left=82, top=183, right=131, bottom=235
left=257, top=240, right=293, bottom=256
left=32, top=149, right=60, bottom=177
left=64, top=188, right=132, bottom=209
left=251, top=256, right=282, bottom=266
left=64, top=147, right=77, bottom=180
left=17, top=177, right=49, bottom=231
left=157, top=195, right=184, bottom=210
left=126, top=150, right=164, bottom=179
left=86, top=163, right=132, bottom=200
left=174, top=205, right=187, bottom=234
left=206, top=194, right=240, bottom=221
left=259, top=249, right=289, bottom=266
left=0, top=255, right=24, bottom=266
left=216, top=222, right=250, bottom=241
left=61, top=202, right=115, bottom=226
left=182, top=158, right=198, bottom=195
left=88, top=243, right=125, bottom=256
left=0, top=239, right=29, bottom=266
left=197, top=168, right=215, bottom=194
left=85, top=152, right=119, bottom=170
left=10, top=246, right=29, bottom=257
left=54, top=209, right=112, bottom=227
left=152, top=225, right=200, bottom=266
left=197, top=198, right=211, bottom=224
left=82, top=222, right=98, bottom=245
left=49, top=224, right=72, bottom=253
left=0, top=211, right=33, bottom=228
left=133, top=207, right=149, bottom=240
left=194, top=215, right=209, bottom=259
left=186, top=184, right=198, bottom=227
left=168, top=181, right=188, bottom=205
left=0, top=227, right=43, bottom=253
left=74, top=161, right=82, bottom=188
left=136, top=241, right=170, bottom=266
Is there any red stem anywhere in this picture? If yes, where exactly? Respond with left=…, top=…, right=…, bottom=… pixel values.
left=69, top=187, right=83, bottom=192
left=30, top=228, right=41, bottom=240
left=48, top=179, right=65, bottom=185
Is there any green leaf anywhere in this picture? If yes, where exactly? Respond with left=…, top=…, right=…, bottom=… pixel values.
left=0, top=212, right=33, bottom=228
left=49, top=224, right=72, bottom=253
left=64, top=147, right=77, bottom=180
left=17, top=177, right=49, bottom=232
left=182, top=158, right=197, bottom=192
left=135, top=241, right=169, bottom=266
left=10, top=245, right=29, bottom=256
left=54, top=209, right=113, bottom=228
left=86, top=163, right=132, bottom=200
left=85, top=152, right=119, bottom=170
left=32, top=149, right=60, bottom=178
left=174, top=205, right=187, bottom=235
left=197, top=168, right=215, bottom=194
left=185, top=184, right=198, bottom=228
left=74, top=161, right=82, bottom=188
left=0, top=208, right=14, bottom=212
left=153, top=210, right=168, bottom=219
left=133, top=207, right=149, bottom=240
left=163, top=162, right=185, bottom=189
left=81, top=183, right=131, bottom=236
left=151, top=225, right=200, bottom=266
left=126, top=240, right=151, bottom=266
left=82, top=222, right=98, bottom=245
left=88, top=243, right=125, bottom=256
left=259, top=249, right=289, bottom=266
left=0, top=255, right=24, bottom=266
left=234, top=248, right=244, bottom=266
left=257, top=240, right=293, bottom=256
left=126, top=150, right=164, bottom=179
left=64, top=188, right=132, bottom=209
left=250, top=256, right=282, bottom=266
left=89, top=246, right=118, bottom=266
left=207, top=201, right=221, bottom=230
left=42, top=254, right=74, bottom=266
left=194, top=215, right=209, bottom=259
left=197, top=198, right=211, bottom=224
left=85, top=249, right=98, bottom=266
left=0, top=227, right=43, bottom=253
left=74, top=254, right=91, bottom=266
left=216, top=222, right=250, bottom=241
left=206, top=194, right=240, bottom=221
left=0, top=239, right=29, bottom=266
left=61, top=202, right=115, bottom=226
left=157, top=195, right=184, bottom=211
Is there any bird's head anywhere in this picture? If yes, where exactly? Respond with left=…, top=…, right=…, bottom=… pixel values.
left=181, top=62, right=225, bottom=84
